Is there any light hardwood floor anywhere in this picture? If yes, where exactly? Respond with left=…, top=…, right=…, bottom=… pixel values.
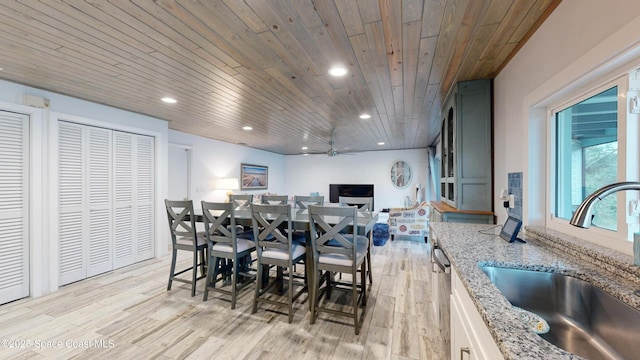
left=0, top=237, right=445, bottom=360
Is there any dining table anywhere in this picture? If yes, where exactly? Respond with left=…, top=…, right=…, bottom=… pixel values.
left=191, top=204, right=379, bottom=309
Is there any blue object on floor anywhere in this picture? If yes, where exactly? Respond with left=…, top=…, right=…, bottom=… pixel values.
left=372, top=223, right=389, bottom=246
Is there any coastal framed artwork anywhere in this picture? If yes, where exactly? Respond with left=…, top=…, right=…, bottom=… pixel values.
left=240, top=163, right=268, bottom=190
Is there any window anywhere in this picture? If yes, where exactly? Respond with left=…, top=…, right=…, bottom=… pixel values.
left=555, top=87, right=618, bottom=230
left=550, top=73, right=635, bottom=246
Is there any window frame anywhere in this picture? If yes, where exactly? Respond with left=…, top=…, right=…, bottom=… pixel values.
left=546, top=75, right=633, bottom=252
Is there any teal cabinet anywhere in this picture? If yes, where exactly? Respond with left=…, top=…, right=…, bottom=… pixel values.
left=440, top=79, right=492, bottom=212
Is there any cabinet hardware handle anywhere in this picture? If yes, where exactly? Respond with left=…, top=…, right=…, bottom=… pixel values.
left=460, top=347, right=471, bottom=359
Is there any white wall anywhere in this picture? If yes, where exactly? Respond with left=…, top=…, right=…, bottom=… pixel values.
left=168, top=130, right=287, bottom=206
left=169, top=130, right=427, bottom=211
left=285, top=149, right=428, bottom=210
left=494, top=0, right=640, bottom=248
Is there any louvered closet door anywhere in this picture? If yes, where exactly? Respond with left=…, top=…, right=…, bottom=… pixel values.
left=113, top=132, right=134, bottom=268
left=0, top=111, right=29, bottom=305
left=58, top=122, right=86, bottom=285
left=87, top=127, right=113, bottom=277
left=135, top=135, right=154, bottom=261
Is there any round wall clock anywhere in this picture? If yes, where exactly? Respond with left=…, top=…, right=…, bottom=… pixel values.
left=390, top=161, right=412, bottom=188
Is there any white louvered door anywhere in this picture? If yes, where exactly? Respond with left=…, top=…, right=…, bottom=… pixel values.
left=113, top=132, right=155, bottom=268
left=87, top=127, right=113, bottom=277
left=58, top=122, right=86, bottom=285
left=113, top=132, right=134, bottom=268
left=135, top=135, right=154, bottom=261
left=0, top=111, right=29, bottom=305
left=58, top=121, right=154, bottom=285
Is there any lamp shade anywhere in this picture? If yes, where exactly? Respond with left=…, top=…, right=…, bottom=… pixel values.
left=214, top=177, right=239, bottom=190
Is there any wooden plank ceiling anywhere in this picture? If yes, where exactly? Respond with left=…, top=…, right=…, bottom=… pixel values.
left=0, top=0, right=560, bottom=155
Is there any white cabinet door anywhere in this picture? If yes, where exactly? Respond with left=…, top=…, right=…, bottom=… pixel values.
left=451, top=293, right=477, bottom=360
left=0, top=111, right=29, bottom=304
left=451, top=269, right=503, bottom=360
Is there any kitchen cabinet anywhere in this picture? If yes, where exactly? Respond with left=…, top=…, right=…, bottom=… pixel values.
left=451, top=268, right=502, bottom=360
left=440, top=79, right=492, bottom=212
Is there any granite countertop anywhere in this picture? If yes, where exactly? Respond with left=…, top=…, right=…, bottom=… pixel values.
left=429, top=222, right=640, bottom=360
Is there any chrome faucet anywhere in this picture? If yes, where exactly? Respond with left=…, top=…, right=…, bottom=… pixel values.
left=570, top=181, right=640, bottom=228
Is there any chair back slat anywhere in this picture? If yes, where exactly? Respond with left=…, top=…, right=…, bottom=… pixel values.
left=339, top=196, right=373, bottom=211
left=261, top=195, right=288, bottom=205
left=250, top=203, right=293, bottom=252
left=294, top=195, right=324, bottom=210
left=201, top=201, right=237, bottom=249
left=165, top=199, right=198, bottom=247
left=229, top=194, right=253, bottom=210
left=308, top=205, right=357, bottom=258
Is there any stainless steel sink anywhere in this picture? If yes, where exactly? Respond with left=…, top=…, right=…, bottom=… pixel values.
left=480, top=265, right=640, bottom=360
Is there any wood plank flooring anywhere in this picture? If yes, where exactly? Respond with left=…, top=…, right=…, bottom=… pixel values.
left=0, top=237, right=445, bottom=360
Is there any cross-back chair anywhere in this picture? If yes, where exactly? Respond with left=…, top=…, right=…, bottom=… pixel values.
left=201, top=201, right=256, bottom=309
left=250, top=203, right=307, bottom=323
left=307, top=205, right=369, bottom=335
left=165, top=199, right=208, bottom=297
left=338, top=196, right=374, bottom=284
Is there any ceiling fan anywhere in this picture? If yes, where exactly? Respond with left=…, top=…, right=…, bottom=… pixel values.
left=306, top=138, right=356, bottom=157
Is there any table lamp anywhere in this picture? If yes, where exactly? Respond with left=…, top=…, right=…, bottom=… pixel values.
left=214, top=177, right=239, bottom=202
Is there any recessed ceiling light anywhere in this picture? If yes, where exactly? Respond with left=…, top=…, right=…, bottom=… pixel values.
left=378, top=142, right=385, bottom=146
left=0, top=67, right=4, bottom=71
left=329, top=66, right=347, bottom=77
left=242, top=126, right=253, bottom=131
left=161, top=97, right=177, bottom=104
left=301, top=146, right=308, bottom=150
left=360, top=114, right=371, bottom=119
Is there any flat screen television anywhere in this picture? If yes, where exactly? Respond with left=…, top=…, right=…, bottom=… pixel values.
left=329, top=184, right=374, bottom=209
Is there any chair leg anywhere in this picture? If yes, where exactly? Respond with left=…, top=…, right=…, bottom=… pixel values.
left=191, top=251, right=198, bottom=297
left=366, top=250, right=373, bottom=284
left=199, top=248, right=207, bottom=277
left=252, top=260, right=261, bottom=314
left=203, top=255, right=216, bottom=301
left=231, top=258, right=238, bottom=309
left=353, top=267, right=359, bottom=335
left=288, top=265, right=294, bottom=323
left=361, top=261, right=367, bottom=306
left=310, top=269, right=318, bottom=325
left=167, top=248, right=177, bottom=291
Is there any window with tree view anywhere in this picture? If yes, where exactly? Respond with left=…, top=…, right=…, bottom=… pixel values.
left=555, top=87, right=618, bottom=230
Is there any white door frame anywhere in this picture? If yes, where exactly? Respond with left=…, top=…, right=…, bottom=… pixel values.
left=168, top=143, right=192, bottom=201
left=0, top=101, right=43, bottom=299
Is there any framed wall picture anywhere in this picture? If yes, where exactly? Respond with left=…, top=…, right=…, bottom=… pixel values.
left=240, top=163, right=268, bottom=190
